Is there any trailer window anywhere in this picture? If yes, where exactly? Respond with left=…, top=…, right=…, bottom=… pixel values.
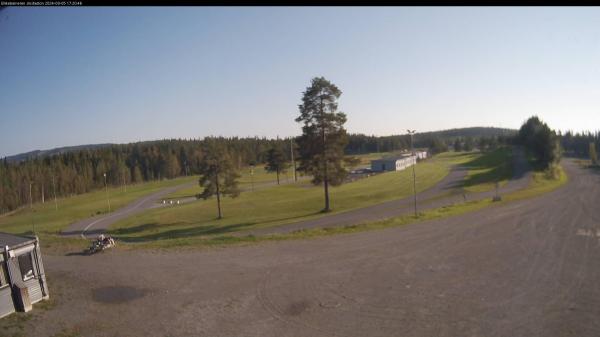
left=18, top=254, right=34, bottom=281
left=0, top=261, right=8, bottom=287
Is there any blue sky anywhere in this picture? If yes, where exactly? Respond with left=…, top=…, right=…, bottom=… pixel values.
left=1, top=7, right=600, bottom=157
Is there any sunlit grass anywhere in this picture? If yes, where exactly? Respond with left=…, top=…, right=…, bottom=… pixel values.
left=108, top=153, right=464, bottom=243
left=0, top=176, right=197, bottom=236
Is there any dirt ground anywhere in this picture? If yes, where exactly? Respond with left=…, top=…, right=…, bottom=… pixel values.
left=3, top=159, right=600, bottom=337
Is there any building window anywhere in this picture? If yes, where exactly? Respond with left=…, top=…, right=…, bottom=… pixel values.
left=18, top=254, right=35, bottom=281
left=0, top=261, right=8, bottom=288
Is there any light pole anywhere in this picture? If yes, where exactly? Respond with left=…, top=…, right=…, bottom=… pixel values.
left=290, top=138, right=297, bottom=182
left=52, top=174, right=58, bottom=211
left=407, top=129, right=418, bottom=218
left=103, top=173, right=111, bottom=213
left=250, top=164, right=255, bottom=192
left=29, top=181, right=35, bottom=233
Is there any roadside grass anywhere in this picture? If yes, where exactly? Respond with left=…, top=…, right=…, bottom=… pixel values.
left=108, top=152, right=468, bottom=244
left=461, top=147, right=513, bottom=193
left=0, top=176, right=197, bottom=237
left=129, top=160, right=567, bottom=250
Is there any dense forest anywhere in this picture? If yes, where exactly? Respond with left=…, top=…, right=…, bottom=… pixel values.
left=0, top=127, right=516, bottom=214
left=559, top=131, right=600, bottom=157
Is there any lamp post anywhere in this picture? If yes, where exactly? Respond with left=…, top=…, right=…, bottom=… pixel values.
left=103, top=173, right=111, bottom=213
left=250, top=164, right=255, bottom=192
left=29, top=181, right=35, bottom=234
left=290, top=138, right=297, bottom=182
left=52, top=174, right=58, bottom=211
left=407, top=129, right=418, bottom=218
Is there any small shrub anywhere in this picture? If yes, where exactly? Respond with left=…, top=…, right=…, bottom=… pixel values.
left=544, top=163, right=562, bottom=180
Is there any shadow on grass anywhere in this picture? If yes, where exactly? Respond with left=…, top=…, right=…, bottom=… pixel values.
left=457, top=148, right=515, bottom=189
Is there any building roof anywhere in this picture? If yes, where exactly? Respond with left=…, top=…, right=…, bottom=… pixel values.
left=0, top=232, right=36, bottom=251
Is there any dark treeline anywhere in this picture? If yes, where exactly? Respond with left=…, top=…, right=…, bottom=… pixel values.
left=0, top=127, right=518, bottom=214
left=0, top=137, right=293, bottom=214
left=560, top=130, right=600, bottom=158
left=346, top=127, right=516, bottom=154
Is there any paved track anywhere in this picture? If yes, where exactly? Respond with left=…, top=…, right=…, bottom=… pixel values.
left=16, top=158, right=600, bottom=337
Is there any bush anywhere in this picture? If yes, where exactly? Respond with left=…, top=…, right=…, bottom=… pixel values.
left=544, top=163, right=562, bottom=180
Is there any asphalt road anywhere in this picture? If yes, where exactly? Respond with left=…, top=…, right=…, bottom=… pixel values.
left=14, top=158, right=600, bottom=337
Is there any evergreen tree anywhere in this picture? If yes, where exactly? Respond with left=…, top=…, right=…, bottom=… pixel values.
left=264, top=146, right=289, bottom=185
left=295, top=77, right=350, bottom=212
left=197, top=139, right=240, bottom=219
left=453, top=138, right=463, bottom=152
left=518, top=116, right=561, bottom=169
left=464, top=137, right=474, bottom=151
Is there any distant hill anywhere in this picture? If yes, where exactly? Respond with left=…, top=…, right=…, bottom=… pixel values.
left=4, top=143, right=114, bottom=163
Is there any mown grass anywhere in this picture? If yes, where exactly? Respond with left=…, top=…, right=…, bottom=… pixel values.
left=108, top=152, right=470, bottom=244
left=129, top=160, right=567, bottom=250
left=165, top=154, right=387, bottom=200
left=0, top=176, right=197, bottom=237
left=165, top=164, right=286, bottom=200
left=461, top=147, right=513, bottom=193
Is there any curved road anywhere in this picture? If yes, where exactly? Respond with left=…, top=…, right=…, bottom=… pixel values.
left=18, top=158, right=600, bottom=337
left=61, top=182, right=197, bottom=238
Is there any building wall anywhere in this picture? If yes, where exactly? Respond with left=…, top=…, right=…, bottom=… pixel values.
left=0, top=238, right=49, bottom=318
left=371, top=156, right=417, bottom=172
left=0, top=254, right=15, bottom=319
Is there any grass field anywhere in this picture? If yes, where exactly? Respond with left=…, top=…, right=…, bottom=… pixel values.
left=0, top=176, right=197, bottom=236
left=165, top=154, right=386, bottom=200
left=165, top=164, right=286, bottom=200
left=107, top=152, right=473, bottom=245
left=128, top=155, right=567, bottom=249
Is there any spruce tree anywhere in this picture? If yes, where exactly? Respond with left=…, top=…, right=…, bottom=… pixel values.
left=264, top=146, right=289, bottom=185
left=197, top=139, right=240, bottom=219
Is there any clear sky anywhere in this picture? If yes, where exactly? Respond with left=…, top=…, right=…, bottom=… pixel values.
left=1, top=7, right=600, bottom=157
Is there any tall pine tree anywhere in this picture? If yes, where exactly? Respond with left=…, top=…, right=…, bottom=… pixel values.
left=295, top=77, right=350, bottom=212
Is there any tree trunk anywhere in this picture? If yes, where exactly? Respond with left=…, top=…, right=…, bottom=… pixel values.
left=276, top=169, right=280, bottom=185
left=215, top=172, right=222, bottom=219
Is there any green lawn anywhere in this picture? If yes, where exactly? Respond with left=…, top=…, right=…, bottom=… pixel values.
left=460, top=147, right=513, bottom=193
left=108, top=152, right=471, bottom=244
left=0, top=176, right=197, bottom=236
left=165, top=164, right=286, bottom=200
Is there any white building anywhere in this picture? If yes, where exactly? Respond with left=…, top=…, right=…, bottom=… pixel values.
left=370, top=151, right=428, bottom=172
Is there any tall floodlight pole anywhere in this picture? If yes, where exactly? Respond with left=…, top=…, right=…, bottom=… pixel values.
left=52, top=175, right=58, bottom=211
left=290, top=138, right=297, bottom=182
left=103, top=173, right=111, bottom=213
left=407, top=130, right=418, bottom=218
left=29, top=182, right=35, bottom=233
left=250, top=164, right=255, bottom=192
